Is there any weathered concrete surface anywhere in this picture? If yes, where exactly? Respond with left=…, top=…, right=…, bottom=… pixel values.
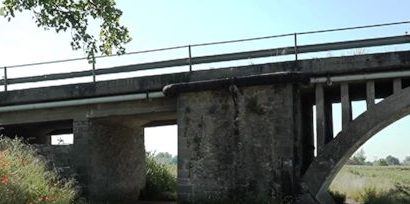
left=0, top=97, right=176, bottom=202
left=0, top=50, right=409, bottom=203
left=34, top=144, right=74, bottom=179
left=72, top=117, right=145, bottom=203
left=0, top=97, right=176, bottom=126
left=0, top=51, right=409, bottom=106
left=303, top=85, right=410, bottom=203
left=177, top=84, right=300, bottom=203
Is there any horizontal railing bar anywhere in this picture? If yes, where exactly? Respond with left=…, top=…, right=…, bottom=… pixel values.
left=297, top=20, right=410, bottom=35
left=192, top=20, right=410, bottom=47
left=298, top=35, right=410, bottom=52
left=190, top=33, right=294, bottom=47
left=3, top=45, right=190, bottom=69
left=96, top=45, right=190, bottom=59
left=188, top=35, right=410, bottom=64
left=1, top=35, right=409, bottom=85
left=5, top=57, right=87, bottom=69
left=3, top=70, right=94, bottom=84
left=2, top=21, right=410, bottom=69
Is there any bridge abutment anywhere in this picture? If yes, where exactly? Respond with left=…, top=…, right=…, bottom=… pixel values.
left=177, top=84, right=303, bottom=202
left=72, top=117, right=145, bottom=203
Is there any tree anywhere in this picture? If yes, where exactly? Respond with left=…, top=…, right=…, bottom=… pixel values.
left=385, top=155, right=400, bottom=166
left=374, top=158, right=388, bottom=166
left=171, top=155, right=177, bottom=165
left=154, top=152, right=174, bottom=165
left=403, top=156, right=410, bottom=166
left=0, top=0, right=131, bottom=62
left=348, top=149, right=367, bottom=165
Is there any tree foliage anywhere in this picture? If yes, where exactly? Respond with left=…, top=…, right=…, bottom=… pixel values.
left=385, top=155, right=400, bottom=166
left=154, top=152, right=177, bottom=165
left=0, top=0, right=131, bottom=62
left=374, top=158, right=388, bottom=166
left=348, top=149, right=367, bottom=165
left=403, top=156, right=410, bottom=166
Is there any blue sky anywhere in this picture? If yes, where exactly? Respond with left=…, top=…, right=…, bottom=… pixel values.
left=1, top=0, right=410, bottom=160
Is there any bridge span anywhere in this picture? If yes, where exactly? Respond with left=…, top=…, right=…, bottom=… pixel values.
left=1, top=22, right=410, bottom=203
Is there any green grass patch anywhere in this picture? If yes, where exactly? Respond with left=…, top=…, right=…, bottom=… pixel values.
left=140, top=152, right=177, bottom=201
left=0, top=137, right=80, bottom=204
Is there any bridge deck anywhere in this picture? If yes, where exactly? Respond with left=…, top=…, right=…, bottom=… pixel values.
left=0, top=50, right=409, bottom=106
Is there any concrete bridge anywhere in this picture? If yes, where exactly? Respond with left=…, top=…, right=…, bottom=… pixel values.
left=1, top=22, right=410, bottom=203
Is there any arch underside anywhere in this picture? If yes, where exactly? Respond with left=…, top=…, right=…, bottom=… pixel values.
left=303, top=85, right=410, bottom=203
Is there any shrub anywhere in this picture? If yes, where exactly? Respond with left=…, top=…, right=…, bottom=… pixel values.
left=374, top=159, right=388, bottom=166
left=140, top=152, right=177, bottom=201
left=0, top=136, right=80, bottom=204
left=329, top=190, right=346, bottom=204
left=359, top=185, right=410, bottom=204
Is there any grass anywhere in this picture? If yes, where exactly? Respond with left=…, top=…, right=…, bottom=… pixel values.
left=166, top=164, right=177, bottom=178
left=140, top=152, right=177, bottom=201
left=0, top=139, right=178, bottom=203
left=0, top=137, right=80, bottom=204
left=330, top=165, right=410, bottom=203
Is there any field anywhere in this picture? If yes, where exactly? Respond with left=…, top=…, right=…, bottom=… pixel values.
left=330, top=165, right=410, bottom=203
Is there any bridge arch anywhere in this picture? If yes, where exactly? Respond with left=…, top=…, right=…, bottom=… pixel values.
left=303, top=85, right=410, bottom=202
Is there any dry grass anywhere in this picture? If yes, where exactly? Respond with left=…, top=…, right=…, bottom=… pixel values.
left=330, top=165, right=410, bottom=203
left=0, top=137, right=81, bottom=204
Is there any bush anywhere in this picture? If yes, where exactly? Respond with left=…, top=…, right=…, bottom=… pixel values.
left=140, top=152, right=177, bottom=201
left=359, top=185, right=410, bottom=204
left=329, top=190, right=346, bottom=204
left=0, top=137, right=80, bottom=204
left=374, top=159, right=388, bottom=166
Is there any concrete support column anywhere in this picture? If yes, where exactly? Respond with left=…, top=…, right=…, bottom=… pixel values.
left=72, top=119, right=91, bottom=196
left=72, top=117, right=145, bottom=203
left=324, top=99, right=334, bottom=143
left=177, top=84, right=297, bottom=202
left=301, top=97, right=315, bottom=174
left=393, top=78, right=402, bottom=94
left=341, top=83, right=352, bottom=130
left=366, top=81, right=375, bottom=109
left=315, top=84, right=326, bottom=152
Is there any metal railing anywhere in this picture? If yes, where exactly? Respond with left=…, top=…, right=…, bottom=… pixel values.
left=1, top=20, right=410, bottom=91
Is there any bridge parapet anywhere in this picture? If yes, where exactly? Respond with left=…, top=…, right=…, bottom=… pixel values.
left=1, top=21, right=410, bottom=93
left=0, top=50, right=409, bottom=107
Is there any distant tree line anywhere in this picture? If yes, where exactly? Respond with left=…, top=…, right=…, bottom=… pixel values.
left=347, top=149, right=410, bottom=166
left=151, top=152, right=177, bottom=165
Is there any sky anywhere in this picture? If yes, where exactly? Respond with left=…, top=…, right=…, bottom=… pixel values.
left=1, top=0, right=410, bottom=160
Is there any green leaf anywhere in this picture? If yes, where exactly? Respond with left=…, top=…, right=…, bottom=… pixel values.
left=1, top=0, right=132, bottom=63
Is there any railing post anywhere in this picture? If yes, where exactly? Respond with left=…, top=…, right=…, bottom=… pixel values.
left=188, top=45, right=192, bottom=72
left=3, top=66, right=7, bottom=92
left=92, top=61, right=96, bottom=83
left=294, top=33, right=298, bottom=61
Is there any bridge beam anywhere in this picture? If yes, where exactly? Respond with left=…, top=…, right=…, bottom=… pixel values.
left=72, top=117, right=145, bottom=203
